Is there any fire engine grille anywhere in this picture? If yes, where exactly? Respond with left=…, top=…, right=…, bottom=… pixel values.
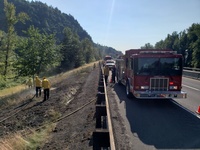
left=150, top=78, right=169, bottom=91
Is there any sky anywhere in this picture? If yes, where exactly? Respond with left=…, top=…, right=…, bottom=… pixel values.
left=29, top=0, right=200, bottom=53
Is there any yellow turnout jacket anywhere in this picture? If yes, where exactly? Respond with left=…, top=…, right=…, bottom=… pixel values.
left=35, top=77, right=42, bottom=87
left=42, top=78, right=50, bottom=89
left=104, top=66, right=109, bottom=76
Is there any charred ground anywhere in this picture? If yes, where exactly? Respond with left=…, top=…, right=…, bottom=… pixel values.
left=0, top=64, right=132, bottom=150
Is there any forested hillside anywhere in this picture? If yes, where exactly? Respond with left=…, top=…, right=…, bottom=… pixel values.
left=0, top=0, right=91, bottom=42
left=0, top=0, right=122, bottom=89
left=0, top=0, right=122, bottom=56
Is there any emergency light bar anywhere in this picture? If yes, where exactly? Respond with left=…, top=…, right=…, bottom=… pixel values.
left=139, top=51, right=177, bottom=54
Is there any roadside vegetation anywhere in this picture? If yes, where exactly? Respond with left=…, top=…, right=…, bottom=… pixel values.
left=0, top=124, right=56, bottom=150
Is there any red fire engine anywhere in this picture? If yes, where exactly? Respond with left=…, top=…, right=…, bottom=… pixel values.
left=115, top=49, right=187, bottom=99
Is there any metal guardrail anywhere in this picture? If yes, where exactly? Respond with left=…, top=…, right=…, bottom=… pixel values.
left=183, top=69, right=200, bottom=79
left=183, top=67, right=200, bottom=72
left=93, top=63, right=116, bottom=150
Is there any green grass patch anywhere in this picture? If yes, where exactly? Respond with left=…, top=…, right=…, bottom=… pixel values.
left=26, top=124, right=56, bottom=149
left=0, top=123, right=56, bottom=150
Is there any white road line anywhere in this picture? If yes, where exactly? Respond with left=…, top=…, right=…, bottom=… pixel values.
left=182, top=84, right=200, bottom=91
left=171, top=100, right=200, bottom=119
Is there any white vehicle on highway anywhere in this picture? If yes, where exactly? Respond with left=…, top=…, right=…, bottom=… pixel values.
left=105, top=60, right=115, bottom=69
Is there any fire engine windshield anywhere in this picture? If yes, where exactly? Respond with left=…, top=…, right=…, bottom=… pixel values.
left=135, top=57, right=182, bottom=76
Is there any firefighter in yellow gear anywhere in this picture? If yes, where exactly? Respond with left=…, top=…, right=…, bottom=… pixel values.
left=42, top=77, right=51, bottom=101
left=103, top=65, right=110, bottom=85
left=35, top=76, right=42, bottom=97
left=26, top=78, right=33, bottom=88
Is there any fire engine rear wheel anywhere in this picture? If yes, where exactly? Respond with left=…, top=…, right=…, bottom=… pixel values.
left=126, top=82, right=132, bottom=98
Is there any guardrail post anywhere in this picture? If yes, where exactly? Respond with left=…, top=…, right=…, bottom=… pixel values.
left=98, top=86, right=104, bottom=93
left=93, top=129, right=110, bottom=149
left=95, top=105, right=107, bottom=128
left=97, top=93, right=105, bottom=104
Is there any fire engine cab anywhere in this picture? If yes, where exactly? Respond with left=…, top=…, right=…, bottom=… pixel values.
left=115, top=49, right=187, bottom=99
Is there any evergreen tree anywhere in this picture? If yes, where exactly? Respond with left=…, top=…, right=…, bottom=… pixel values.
left=60, top=27, right=84, bottom=70
left=140, top=43, right=154, bottom=49
left=15, top=26, right=61, bottom=77
left=3, top=0, right=28, bottom=79
left=81, top=38, right=95, bottom=63
left=187, top=23, right=200, bottom=68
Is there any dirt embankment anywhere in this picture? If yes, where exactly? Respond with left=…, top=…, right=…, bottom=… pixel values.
left=0, top=63, right=132, bottom=150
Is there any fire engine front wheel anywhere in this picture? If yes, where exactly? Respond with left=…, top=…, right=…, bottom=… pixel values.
left=126, top=82, right=132, bottom=98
